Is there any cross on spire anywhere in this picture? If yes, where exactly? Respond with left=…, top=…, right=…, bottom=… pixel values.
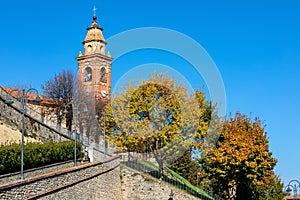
left=93, top=6, right=97, bottom=17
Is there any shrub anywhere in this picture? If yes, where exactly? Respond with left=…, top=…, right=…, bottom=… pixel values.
left=0, top=141, right=84, bottom=174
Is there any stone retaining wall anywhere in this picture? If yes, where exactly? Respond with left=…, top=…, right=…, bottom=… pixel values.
left=0, top=88, right=112, bottom=162
left=0, top=89, right=70, bottom=143
left=121, top=165, right=201, bottom=200
left=0, top=160, right=74, bottom=185
left=0, top=156, right=122, bottom=200
left=43, top=165, right=122, bottom=200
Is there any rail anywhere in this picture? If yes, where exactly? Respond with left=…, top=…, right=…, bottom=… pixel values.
left=0, top=86, right=69, bottom=135
left=0, top=86, right=113, bottom=158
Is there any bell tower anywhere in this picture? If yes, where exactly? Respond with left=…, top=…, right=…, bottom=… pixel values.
left=77, top=11, right=112, bottom=106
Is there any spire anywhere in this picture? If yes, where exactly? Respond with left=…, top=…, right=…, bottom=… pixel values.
left=91, top=15, right=99, bottom=28
left=83, top=7, right=105, bottom=44
left=93, top=6, right=97, bottom=18
left=89, top=6, right=101, bottom=30
left=82, top=6, right=107, bottom=55
left=91, top=6, right=99, bottom=27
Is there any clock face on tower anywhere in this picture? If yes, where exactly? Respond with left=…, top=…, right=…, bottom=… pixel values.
left=101, top=90, right=108, bottom=97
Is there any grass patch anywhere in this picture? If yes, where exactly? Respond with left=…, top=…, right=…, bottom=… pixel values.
left=123, top=160, right=214, bottom=200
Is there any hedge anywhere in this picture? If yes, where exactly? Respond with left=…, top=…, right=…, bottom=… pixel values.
left=0, top=141, right=84, bottom=174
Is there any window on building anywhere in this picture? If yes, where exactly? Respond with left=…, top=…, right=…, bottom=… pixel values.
left=84, top=67, right=92, bottom=82
left=86, top=89, right=90, bottom=96
left=100, top=67, right=107, bottom=83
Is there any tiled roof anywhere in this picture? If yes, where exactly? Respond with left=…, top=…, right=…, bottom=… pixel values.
left=0, top=86, right=54, bottom=104
left=83, top=16, right=105, bottom=43
left=284, top=194, right=300, bottom=200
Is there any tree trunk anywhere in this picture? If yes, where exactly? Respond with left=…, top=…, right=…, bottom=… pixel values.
left=66, top=111, right=72, bottom=132
left=158, top=160, right=164, bottom=179
left=228, top=184, right=237, bottom=200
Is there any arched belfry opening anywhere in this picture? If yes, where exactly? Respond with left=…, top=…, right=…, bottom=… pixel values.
left=100, top=67, right=107, bottom=83
left=84, top=67, right=92, bottom=82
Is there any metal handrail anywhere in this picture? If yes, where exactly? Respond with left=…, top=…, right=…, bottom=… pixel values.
left=0, top=87, right=112, bottom=157
left=0, top=87, right=68, bottom=134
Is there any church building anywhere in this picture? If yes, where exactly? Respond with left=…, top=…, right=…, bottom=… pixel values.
left=0, top=11, right=113, bottom=145
left=76, top=12, right=112, bottom=106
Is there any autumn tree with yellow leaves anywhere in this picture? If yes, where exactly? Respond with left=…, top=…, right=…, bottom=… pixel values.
left=200, top=113, right=283, bottom=200
left=104, top=73, right=212, bottom=177
left=101, top=73, right=283, bottom=199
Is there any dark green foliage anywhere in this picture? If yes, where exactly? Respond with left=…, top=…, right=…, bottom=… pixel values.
left=256, top=174, right=284, bottom=200
left=168, top=150, right=198, bottom=185
left=0, top=141, right=83, bottom=174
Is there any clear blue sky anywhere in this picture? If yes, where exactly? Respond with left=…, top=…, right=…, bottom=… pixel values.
left=0, top=0, right=299, bottom=186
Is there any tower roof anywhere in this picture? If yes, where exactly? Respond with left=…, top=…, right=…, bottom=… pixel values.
left=83, top=16, right=105, bottom=44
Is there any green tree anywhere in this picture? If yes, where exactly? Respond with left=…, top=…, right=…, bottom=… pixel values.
left=256, top=174, right=284, bottom=200
left=168, top=150, right=199, bottom=185
left=200, top=113, right=278, bottom=200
